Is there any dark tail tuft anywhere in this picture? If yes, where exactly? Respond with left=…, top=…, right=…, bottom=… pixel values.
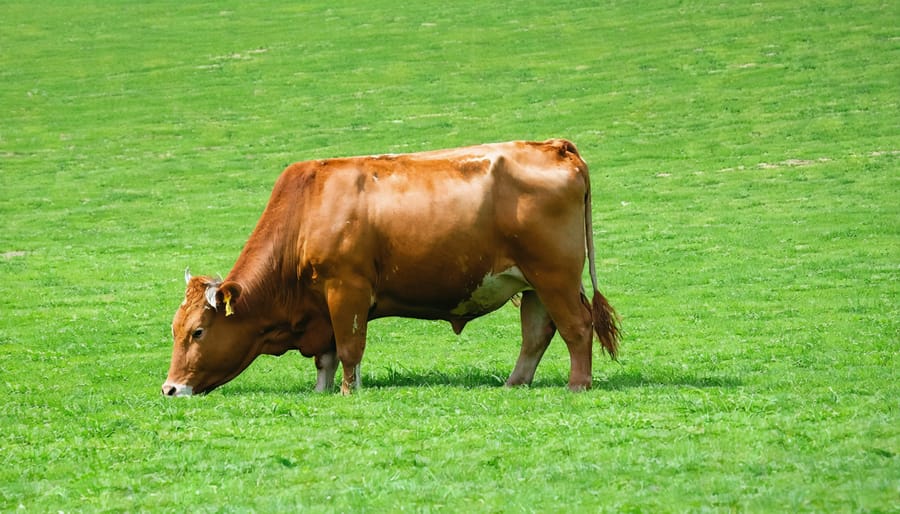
left=592, top=291, right=620, bottom=360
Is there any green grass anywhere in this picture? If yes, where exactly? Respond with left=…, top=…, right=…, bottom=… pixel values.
left=1, top=0, right=897, bottom=511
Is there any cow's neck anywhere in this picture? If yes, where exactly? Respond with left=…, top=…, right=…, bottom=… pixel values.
left=221, top=263, right=309, bottom=357
left=223, top=192, right=331, bottom=356
left=225, top=223, right=319, bottom=332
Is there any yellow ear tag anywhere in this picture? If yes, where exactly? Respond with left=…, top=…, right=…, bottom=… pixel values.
left=223, top=290, right=234, bottom=317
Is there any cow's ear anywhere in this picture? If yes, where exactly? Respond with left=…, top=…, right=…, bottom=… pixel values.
left=218, top=281, right=243, bottom=317
left=204, top=282, right=218, bottom=310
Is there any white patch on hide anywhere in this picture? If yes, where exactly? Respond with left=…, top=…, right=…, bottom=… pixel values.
left=352, top=314, right=359, bottom=334
left=451, top=267, right=531, bottom=316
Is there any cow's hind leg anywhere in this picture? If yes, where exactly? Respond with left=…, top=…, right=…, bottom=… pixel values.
left=506, top=291, right=556, bottom=387
left=546, top=289, right=594, bottom=391
left=523, top=277, right=594, bottom=391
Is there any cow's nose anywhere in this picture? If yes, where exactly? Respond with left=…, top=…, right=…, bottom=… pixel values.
left=161, top=382, right=194, bottom=396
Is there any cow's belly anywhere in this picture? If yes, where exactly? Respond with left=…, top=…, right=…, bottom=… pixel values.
left=372, top=266, right=532, bottom=320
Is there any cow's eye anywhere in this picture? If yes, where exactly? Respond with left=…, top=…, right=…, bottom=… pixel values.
left=192, top=328, right=205, bottom=340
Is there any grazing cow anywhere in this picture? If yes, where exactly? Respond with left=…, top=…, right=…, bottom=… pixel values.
left=163, top=139, right=619, bottom=396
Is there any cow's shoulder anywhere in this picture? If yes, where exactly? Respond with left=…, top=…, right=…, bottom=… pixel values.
left=274, top=159, right=327, bottom=194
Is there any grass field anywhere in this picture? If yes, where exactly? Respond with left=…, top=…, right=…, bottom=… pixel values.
left=1, top=0, right=897, bottom=511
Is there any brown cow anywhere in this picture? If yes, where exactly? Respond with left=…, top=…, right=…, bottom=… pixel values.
left=163, top=139, right=619, bottom=396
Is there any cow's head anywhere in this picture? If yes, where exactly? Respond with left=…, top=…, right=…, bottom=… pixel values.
left=162, top=269, right=254, bottom=396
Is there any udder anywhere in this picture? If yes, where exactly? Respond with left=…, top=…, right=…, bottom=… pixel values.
left=450, top=266, right=532, bottom=316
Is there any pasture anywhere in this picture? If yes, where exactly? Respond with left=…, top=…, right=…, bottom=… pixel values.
left=1, top=0, right=897, bottom=511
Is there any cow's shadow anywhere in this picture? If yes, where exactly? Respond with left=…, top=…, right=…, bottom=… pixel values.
left=286, top=367, right=742, bottom=391
left=222, top=364, right=741, bottom=395
left=361, top=366, right=741, bottom=390
left=363, top=366, right=510, bottom=389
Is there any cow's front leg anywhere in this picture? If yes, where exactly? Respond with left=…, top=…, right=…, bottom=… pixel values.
left=314, top=352, right=361, bottom=392
left=325, top=279, right=372, bottom=395
left=314, top=351, right=337, bottom=392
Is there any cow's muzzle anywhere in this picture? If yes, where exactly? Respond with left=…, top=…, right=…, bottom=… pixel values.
left=161, top=382, right=193, bottom=397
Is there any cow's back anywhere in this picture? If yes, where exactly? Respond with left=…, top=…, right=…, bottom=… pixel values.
left=292, top=138, right=587, bottom=235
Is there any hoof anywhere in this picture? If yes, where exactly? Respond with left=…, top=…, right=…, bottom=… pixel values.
left=505, top=378, right=531, bottom=388
left=567, top=382, right=591, bottom=392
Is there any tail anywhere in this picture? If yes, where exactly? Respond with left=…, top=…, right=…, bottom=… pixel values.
left=583, top=163, right=621, bottom=360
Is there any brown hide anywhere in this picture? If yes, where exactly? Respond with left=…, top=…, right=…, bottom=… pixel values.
left=163, top=139, right=619, bottom=395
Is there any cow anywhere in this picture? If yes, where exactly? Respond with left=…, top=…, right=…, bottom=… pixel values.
left=163, top=139, right=619, bottom=396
